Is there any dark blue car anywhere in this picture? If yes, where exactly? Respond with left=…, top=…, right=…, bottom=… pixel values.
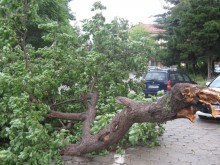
left=143, top=69, right=197, bottom=97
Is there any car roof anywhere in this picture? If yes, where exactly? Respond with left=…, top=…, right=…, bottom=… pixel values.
left=147, top=69, right=178, bottom=73
left=148, top=70, right=167, bottom=72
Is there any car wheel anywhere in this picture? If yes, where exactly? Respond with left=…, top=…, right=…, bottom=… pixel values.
left=198, top=115, right=207, bottom=119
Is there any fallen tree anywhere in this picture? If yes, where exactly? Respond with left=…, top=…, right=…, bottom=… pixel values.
left=46, top=83, right=220, bottom=156
left=4, top=2, right=220, bottom=164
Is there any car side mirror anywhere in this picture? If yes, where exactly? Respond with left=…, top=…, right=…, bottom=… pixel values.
left=206, top=82, right=210, bottom=86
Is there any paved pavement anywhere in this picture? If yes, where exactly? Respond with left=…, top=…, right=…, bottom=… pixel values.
left=62, top=115, right=220, bottom=165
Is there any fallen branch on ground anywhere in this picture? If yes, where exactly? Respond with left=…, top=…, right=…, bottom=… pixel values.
left=46, top=83, right=220, bottom=156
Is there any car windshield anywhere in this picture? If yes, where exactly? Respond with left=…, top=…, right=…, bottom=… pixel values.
left=144, top=72, right=166, bottom=81
left=209, top=76, right=220, bottom=88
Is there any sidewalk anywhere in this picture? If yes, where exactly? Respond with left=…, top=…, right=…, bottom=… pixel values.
left=62, top=117, right=220, bottom=165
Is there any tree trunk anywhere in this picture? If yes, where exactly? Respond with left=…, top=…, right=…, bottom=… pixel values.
left=207, top=55, right=213, bottom=79
left=47, top=83, right=220, bottom=156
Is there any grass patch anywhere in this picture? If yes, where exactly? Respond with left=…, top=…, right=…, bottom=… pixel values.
left=189, top=74, right=207, bottom=87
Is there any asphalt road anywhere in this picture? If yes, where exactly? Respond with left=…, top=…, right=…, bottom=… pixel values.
left=62, top=115, right=220, bottom=165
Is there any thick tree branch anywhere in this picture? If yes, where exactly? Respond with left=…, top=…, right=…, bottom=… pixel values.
left=82, top=90, right=99, bottom=137
left=59, top=83, right=220, bottom=156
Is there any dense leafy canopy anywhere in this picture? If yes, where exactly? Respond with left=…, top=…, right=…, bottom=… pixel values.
left=0, top=1, right=161, bottom=164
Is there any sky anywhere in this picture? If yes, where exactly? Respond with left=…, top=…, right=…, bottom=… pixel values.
left=69, top=0, right=166, bottom=26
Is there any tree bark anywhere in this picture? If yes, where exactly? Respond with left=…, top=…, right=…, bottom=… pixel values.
left=47, top=83, right=220, bottom=156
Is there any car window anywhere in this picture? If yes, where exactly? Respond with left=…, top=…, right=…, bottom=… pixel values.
left=169, top=72, right=186, bottom=81
left=182, top=73, right=190, bottom=81
left=209, top=76, right=220, bottom=88
left=144, top=72, right=166, bottom=81
left=175, top=73, right=184, bottom=81
left=169, top=73, right=176, bottom=81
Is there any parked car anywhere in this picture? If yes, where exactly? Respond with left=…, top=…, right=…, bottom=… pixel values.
left=214, top=66, right=220, bottom=74
left=142, top=69, right=197, bottom=97
left=196, top=75, right=220, bottom=119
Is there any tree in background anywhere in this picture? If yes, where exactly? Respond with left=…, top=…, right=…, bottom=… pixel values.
left=156, top=0, right=220, bottom=78
left=128, top=25, right=159, bottom=68
left=0, top=0, right=75, bottom=50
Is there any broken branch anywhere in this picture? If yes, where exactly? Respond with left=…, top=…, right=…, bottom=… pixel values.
left=49, top=83, right=220, bottom=156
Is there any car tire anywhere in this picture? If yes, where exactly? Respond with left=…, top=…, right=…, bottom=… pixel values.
left=198, top=115, right=207, bottom=119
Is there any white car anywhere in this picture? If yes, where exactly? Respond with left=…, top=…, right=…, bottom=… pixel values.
left=196, top=75, right=220, bottom=119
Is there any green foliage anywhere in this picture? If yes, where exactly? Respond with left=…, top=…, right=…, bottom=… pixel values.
left=0, top=0, right=79, bottom=164
left=91, top=1, right=107, bottom=11
left=129, top=26, right=150, bottom=40
left=0, top=1, right=164, bottom=164
left=128, top=26, right=158, bottom=73
left=128, top=122, right=164, bottom=147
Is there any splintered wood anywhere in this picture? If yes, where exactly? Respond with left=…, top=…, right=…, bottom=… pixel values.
left=182, top=86, right=220, bottom=118
left=176, top=106, right=197, bottom=122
